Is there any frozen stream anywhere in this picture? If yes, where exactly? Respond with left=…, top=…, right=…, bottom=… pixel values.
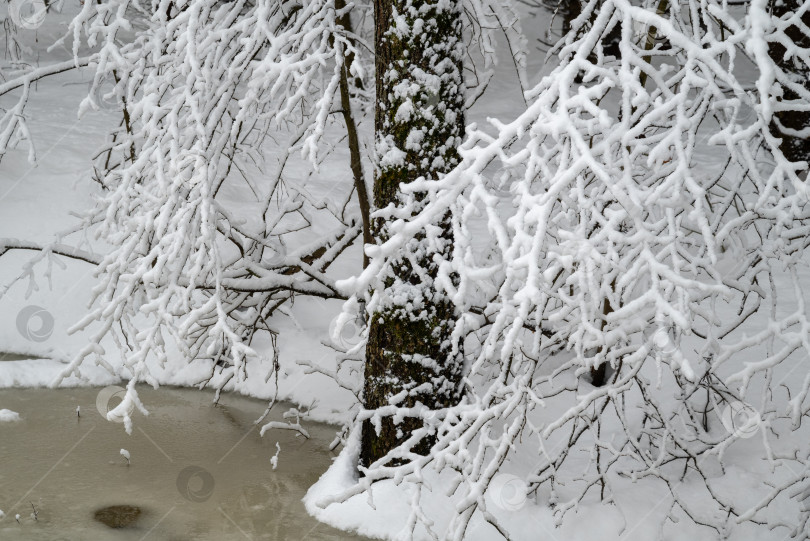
left=0, top=386, right=368, bottom=540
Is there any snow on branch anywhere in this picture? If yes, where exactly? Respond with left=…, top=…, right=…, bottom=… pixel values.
left=330, top=0, right=810, bottom=538
left=44, top=0, right=369, bottom=409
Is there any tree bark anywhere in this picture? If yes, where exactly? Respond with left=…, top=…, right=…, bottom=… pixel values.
left=335, top=0, right=372, bottom=268
left=360, top=0, right=465, bottom=468
left=561, top=0, right=582, bottom=37
left=767, top=0, right=810, bottom=170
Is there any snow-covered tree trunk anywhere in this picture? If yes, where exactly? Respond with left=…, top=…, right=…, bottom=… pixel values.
left=360, top=0, right=465, bottom=468
left=767, top=0, right=810, bottom=171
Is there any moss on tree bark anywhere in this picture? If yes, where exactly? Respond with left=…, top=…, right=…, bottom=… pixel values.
left=767, top=0, right=810, bottom=167
left=360, top=0, right=465, bottom=469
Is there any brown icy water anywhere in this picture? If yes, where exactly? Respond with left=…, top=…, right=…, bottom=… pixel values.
left=0, top=386, right=367, bottom=540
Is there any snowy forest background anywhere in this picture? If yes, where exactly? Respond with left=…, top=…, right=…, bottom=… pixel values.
left=1, top=0, right=809, bottom=539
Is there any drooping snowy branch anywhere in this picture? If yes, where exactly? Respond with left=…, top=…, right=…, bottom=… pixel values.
left=35, top=0, right=372, bottom=420
left=326, top=0, right=810, bottom=538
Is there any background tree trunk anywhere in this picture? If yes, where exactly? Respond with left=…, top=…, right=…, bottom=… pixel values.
left=767, top=0, right=810, bottom=170
left=334, top=0, right=372, bottom=268
left=561, top=0, right=582, bottom=36
left=360, top=0, right=465, bottom=469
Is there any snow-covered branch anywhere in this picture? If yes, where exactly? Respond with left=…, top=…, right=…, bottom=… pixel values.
left=327, top=0, right=810, bottom=538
